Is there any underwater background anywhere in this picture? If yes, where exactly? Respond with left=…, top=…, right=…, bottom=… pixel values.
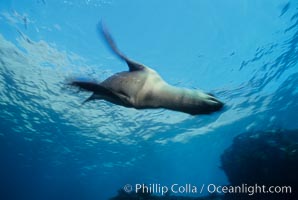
left=0, top=0, right=298, bottom=200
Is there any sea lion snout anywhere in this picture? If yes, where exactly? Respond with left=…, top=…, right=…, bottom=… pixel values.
left=206, top=95, right=224, bottom=112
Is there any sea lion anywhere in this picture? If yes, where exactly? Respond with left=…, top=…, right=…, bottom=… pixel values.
left=69, top=23, right=224, bottom=115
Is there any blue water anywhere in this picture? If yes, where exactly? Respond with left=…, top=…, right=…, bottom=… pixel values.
left=0, top=0, right=297, bottom=199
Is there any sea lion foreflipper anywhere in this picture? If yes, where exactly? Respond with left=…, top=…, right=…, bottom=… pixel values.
left=99, top=22, right=144, bottom=72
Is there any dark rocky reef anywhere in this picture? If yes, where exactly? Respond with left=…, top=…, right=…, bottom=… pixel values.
left=221, top=129, right=298, bottom=200
left=110, top=129, right=298, bottom=200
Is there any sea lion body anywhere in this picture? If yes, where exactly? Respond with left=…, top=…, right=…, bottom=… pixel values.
left=70, top=23, right=224, bottom=115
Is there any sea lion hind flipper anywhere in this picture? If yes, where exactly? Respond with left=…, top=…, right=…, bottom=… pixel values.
left=82, top=93, right=100, bottom=104
left=70, top=81, right=104, bottom=93
left=69, top=81, right=114, bottom=98
left=99, top=21, right=144, bottom=72
left=69, top=80, right=126, bottom=105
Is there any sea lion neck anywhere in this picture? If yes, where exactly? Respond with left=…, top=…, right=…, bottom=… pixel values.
left=153, top=84, right=223, bottom=115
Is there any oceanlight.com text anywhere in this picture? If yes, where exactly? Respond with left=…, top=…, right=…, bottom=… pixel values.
left=207, top=184, right=292, bottom=196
